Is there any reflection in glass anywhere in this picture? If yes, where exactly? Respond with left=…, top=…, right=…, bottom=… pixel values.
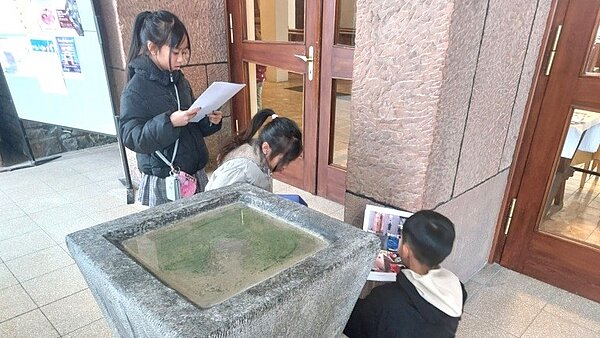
left=331, top=79, right=351, bottom=168
left=540, top=108, right=600, bottom=249
left=246, top=62, right=304, bottom=136
left=584, top=20, right=600, bottom=75
left=246, top=0, right=304, bottom=42
left=336, top=0, right=357, bottom=46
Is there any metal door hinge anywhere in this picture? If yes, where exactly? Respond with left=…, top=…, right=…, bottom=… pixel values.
left=228, top=13, right=234, bottom=43
left=235, top=119, right=239, bottom=134
left=504, top=198, right=517, bottom=235
left=545, top=24, right=562, bottom=76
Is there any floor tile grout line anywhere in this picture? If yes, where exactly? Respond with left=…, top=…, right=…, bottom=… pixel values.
left=59, top=315, right=107, bottom=337
left=517, top=304, right=545, bottom=337
left=0, top=215, right=42, bottom=242
left=582, top=224, right=599, bottom=242
left=461, top=310, right=520, bottom=337
left=541, top=301, right=600, bottom=334
left=0, top=307, right=60, bottom=337
left=3, top=247, right=75, bottom=284
left=0, top=240, right=62, bottom=265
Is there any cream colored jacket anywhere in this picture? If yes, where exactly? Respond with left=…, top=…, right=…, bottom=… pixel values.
left=205, top=143, right=272, bottom=192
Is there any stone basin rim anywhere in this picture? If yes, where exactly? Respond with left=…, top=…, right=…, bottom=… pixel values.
left=66, top=183, right=380, bottom=336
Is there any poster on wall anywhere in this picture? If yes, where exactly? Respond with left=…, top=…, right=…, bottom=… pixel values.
left=30, top=0, right=83, bottom=36
left=0, top=36, right=34, bottom=77
left=1, top=0, right=117, bottom=135
left=56, top=36, right=81, bottom=73
left=30, top=38, right=67, bottom=94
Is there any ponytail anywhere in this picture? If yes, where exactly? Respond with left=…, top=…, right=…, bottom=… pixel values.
left=127, top=11, right=152, bottom=66
left=218, top=109, right=276, bottom=163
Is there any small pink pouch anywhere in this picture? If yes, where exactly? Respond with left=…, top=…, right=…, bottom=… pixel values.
left=178, top=171, right=197, bottom=197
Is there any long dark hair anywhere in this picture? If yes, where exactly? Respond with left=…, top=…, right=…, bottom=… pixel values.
left=218, top=109, right=303, bottom=170
left=127, top=10, right=191, bottom=72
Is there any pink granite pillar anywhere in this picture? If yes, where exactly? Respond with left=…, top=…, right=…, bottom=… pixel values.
left=345, top=0, right=552, bottom=280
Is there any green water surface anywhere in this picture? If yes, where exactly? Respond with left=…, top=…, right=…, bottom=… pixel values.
left=122, top=203, right=325, bottom=307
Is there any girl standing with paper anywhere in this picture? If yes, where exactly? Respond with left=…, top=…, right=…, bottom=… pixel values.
left=119, top=10, right=223, bottom=206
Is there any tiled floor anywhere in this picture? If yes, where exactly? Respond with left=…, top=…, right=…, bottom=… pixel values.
left=540, top=169, right=600, bottom=248
left=0, top=144, right=599, bottom=337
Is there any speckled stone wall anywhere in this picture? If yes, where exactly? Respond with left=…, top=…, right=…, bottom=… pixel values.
left=423, top=0, right=487, bottom=207
left=347, top=0, right=455, bottom=210
left=94, top=0, right=232, bottom=173
left=346, top=0, right=552, bottom=280
left=452, top=0, right=539, bottom=196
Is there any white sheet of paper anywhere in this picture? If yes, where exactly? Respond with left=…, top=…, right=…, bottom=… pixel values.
left=189, top=82, right=245, bottom=123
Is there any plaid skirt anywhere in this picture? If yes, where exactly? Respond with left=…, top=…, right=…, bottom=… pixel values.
left=137, top=169, right=208, bottom=206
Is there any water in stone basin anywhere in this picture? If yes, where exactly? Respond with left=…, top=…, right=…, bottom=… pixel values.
left=122, top=203, right=326, bottom=308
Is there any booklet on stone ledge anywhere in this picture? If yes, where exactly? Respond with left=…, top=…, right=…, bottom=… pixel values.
left=362, top=204, right=413, bottom=282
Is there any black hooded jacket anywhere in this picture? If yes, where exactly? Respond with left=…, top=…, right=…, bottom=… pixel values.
left=119, top=55, right=221, bottom=178
left=344, top=271, right=467, bottom=338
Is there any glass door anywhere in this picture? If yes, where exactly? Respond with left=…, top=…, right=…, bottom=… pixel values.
left=227, top=0, right=355, bottom=202
left=501, top=0, right=600, bottom=302
left=227, top=0, right=320, bottom=191
left=316, top=0, right=355, bottom=203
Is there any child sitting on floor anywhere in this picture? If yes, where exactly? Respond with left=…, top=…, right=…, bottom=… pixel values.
left=344, top=210, right=467, bottom=338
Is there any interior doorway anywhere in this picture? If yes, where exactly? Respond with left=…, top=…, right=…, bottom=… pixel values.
left=499, top=0, right=600, bottom=302
left=225, top=0, right=355, bottom=203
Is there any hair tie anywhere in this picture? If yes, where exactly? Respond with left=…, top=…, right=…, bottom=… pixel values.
left=271, top=114, right=278, bottom=120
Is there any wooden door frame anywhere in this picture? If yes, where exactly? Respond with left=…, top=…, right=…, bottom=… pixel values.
left=316, top=0, right=353, bottom=203
left=225, top=0, right=322, bottom=191
left=491, top=0, right=600, bottom=301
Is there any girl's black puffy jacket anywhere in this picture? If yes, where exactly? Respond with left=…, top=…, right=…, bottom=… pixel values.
left=119, top=55, right=221, bottom=178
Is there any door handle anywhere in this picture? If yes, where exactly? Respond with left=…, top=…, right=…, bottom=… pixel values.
left=294, top=46, right=314, bottom=81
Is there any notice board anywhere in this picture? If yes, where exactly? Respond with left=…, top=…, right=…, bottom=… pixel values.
left=0, top=0, right=115, bottom=135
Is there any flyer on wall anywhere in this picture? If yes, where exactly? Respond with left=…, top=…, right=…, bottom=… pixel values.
left=0, top=36, right=35, bottom=77
left=56, top=36, right=81, bottom=74
left=30, top=38, right=67, bottom=94
left=31, top=0, right=84, bottom=36
left=362, top=204, right=412, bottom=282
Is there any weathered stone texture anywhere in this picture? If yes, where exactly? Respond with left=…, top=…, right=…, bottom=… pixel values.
left=500, top=0, right=553, bottom=170
left=95, top=0, right=126, bottom=70
left=182, top=65, right=209, bottom=99
left=423, top=0, right=488, bottom=208
left=436, top=170, right=508, bottom=280
left=348, top=0, right=454, bottom=210
left=115, top=0, right=228, bottom=65
left=343, top=193, right=386, bottom=229
left=207, top=63, right=230, bottom=84
left=108, top=68, right=127, bottom=111
left=453, top=0, right=538, bottom=195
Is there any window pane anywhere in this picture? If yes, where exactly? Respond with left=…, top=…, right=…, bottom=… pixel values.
left=246, top=0, right=304, bottom=43
left=330, top=79, right=351, bottom=168
left=584, top=18, right=600, bottom=75
left=245, top=62, right=304, bottom=137
left=540, top=108, right=600, bottom=249
left=335, top=0, right=356, bottom=46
